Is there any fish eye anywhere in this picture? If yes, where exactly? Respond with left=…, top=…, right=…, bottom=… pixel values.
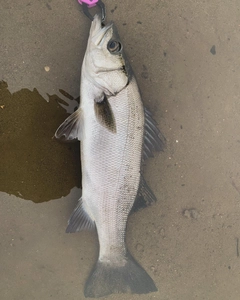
left=107, top=40, right=122, bottom=53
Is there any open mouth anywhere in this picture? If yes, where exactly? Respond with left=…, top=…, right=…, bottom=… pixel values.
left=97, top=22, right=113, bottom=46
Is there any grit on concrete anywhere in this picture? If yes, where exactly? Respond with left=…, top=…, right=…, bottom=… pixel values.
left=1, top=1, right=240, bottom=299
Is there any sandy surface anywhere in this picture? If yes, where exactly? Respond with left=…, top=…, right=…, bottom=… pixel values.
left=1, top=0, right=240, bottom=299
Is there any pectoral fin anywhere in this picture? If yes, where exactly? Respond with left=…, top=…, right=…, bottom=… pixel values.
left=55, top=108, right=82, bottom=141
left=94, top=95, right=116, bottom=133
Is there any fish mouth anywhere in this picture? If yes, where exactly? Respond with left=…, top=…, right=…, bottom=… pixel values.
left=91, top=14, right=113, bottom=46
left=97, top=23, right=113, bottom=46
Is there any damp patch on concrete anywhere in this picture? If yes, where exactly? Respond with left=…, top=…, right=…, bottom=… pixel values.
left=0, top=81, right=81, bottom=203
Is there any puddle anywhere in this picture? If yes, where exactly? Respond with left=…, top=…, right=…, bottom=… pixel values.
left=0, top=81, right=81, bottom=203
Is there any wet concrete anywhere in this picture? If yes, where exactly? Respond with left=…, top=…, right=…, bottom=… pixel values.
left=1, top=0, right=240, bottom=299
left=0, top=81, right=81, bottom=202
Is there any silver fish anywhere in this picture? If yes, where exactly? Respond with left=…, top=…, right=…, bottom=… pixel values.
left=55, top=14, right=164, bottom=298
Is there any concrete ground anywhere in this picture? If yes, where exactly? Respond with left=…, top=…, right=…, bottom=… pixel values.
left=1, top=0, right=240, bottom=299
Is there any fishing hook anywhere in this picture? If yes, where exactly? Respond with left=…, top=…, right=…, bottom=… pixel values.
left=78, top=0, right=106, bottom=21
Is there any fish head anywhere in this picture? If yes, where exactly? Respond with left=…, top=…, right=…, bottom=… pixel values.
left=83, top=14, right=130, bottom=96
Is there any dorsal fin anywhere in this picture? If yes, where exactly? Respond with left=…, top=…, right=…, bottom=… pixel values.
left=131, top=175, right=157, bottom=213
left=142, top=107, right=165, bottom=160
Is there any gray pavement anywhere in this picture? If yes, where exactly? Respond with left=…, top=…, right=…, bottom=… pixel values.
left=1, top=1, right=240, bottom=299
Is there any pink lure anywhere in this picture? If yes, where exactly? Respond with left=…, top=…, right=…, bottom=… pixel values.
left=78, top=0, right=98, bottom=8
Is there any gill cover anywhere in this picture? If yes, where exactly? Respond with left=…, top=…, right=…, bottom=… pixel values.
left=83, top=14, right=130, bottom=96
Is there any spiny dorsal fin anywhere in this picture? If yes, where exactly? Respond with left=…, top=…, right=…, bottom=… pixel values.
left=94, top=95, right=116, bottom=133
left=142, top=107, right=165, bottom=160
left=131, top=175, right=157, bottom=213
left=66, top=198, right=95, bottom=233
left=55, top=108, right=82, bottom=141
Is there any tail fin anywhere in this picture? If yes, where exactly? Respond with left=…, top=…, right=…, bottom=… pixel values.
left=84, top=252, right=157, bottom=298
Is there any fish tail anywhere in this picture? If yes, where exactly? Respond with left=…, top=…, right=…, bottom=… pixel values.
left=84, top=252, right=157, bottom=298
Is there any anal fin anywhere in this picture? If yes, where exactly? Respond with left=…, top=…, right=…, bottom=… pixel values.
left=66, top=198, right=95, bottom=233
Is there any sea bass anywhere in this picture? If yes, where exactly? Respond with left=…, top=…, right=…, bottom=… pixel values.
left=55, top=14, right=164, bottom=298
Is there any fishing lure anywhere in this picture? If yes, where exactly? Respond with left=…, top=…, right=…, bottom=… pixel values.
left=78, top=0, right=105, bottom=21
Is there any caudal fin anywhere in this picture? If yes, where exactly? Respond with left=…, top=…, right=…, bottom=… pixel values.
left=84, top=252, right=157, bottom=298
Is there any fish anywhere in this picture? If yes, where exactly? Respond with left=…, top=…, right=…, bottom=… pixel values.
left=55, top=14, right=164, bottom=298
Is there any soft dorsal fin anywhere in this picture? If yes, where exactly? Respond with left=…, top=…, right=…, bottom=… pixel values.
left=66, top=198, right=95, bottom=233
left=142, top=107, right=165, bottom=161
left=131, top=175, right=157, bottom=213
left=55, top=108, right=82, bottom=141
